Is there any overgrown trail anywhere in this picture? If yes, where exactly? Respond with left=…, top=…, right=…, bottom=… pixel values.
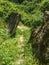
left=0, top=23, right=43, bottom=65
left=15, top=35, right=24, bottom=65
left=0, top=23, right=31, bottom=65
left=14, top=24, right=31, bottom=65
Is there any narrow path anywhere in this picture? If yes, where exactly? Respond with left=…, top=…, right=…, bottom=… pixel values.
left=15, top=26, right=25, bottom=65
left=0, top=24, right=31, bottom=65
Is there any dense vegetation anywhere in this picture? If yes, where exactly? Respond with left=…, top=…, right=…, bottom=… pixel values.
left=0, top=0, right=49, bottom=65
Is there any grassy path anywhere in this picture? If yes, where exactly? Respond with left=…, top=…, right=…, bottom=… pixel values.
left=15, top=35, right=24, bottom=65
left=15, top=24, right=30, bottom=65
left=0, top=23, right=41, bottom=65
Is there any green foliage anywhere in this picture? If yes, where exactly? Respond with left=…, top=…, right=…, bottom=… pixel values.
left=0, top=23, right=31, bottom=65
left=0, top=0, right=19, bottom=19
left=0, top=0, right=49, bottom=65
left=0, top=0, right=49, bottom=27
left=0, top=39, right=18, bottom=65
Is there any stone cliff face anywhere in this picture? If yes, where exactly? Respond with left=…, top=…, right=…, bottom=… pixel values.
left=37, top=21, right=49, bottom=65
left=29, top=11, right=49, bottom=65
left=8, top=13, right=20, bottom=37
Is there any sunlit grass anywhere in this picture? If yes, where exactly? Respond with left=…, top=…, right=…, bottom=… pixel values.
left=0, top=22, right=41, bottom=65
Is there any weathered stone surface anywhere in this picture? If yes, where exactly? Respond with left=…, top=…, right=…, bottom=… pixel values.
left=8, top=13, right=20, bottom=37
left=29, top=11, right=49, bottom=65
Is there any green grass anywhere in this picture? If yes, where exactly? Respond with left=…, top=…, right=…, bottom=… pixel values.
left=0, top=22, right=41, bottom=65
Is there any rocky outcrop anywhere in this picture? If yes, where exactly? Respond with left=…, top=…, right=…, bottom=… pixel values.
left=29, top=11, right=49, bottom=65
